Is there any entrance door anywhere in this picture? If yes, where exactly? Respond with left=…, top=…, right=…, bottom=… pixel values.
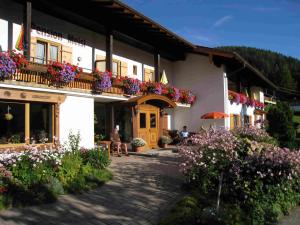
left=137, top=105, right=159, bottom=148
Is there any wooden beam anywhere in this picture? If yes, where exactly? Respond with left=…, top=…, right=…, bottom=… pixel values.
left=24, top=1, right=32, bottom=60
left=154, top=52, right=160, bottom=82
left=106, top=28, right=113, bottom=72
left=25, top=103, right=30, bottom=144
left=7, top=21, right=13, bottom=50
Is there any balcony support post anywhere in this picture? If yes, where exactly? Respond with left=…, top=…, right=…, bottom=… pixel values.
left=154, top=52, right=160, bottom=82
left=24, top=1, right=32, bottom=60
left=106, top=28, right=113, bottom=72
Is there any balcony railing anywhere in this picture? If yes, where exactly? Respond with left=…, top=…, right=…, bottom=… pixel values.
left=4, top=61, right=124, bottom=95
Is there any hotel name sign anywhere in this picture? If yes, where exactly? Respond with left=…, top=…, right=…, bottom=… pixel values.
left=0, top=89, right=65, bottom=103
left=32, top=23, right=87, bottom=47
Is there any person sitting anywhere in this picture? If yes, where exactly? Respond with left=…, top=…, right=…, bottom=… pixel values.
left=110, top=128, right=129, bottom=157
left=180, top=125, right=189, bottom=139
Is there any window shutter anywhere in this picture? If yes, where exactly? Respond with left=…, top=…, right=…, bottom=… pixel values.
left=144, top=68, right=154, bottom=82
left=30, top=37, right=37, bottom=60
left=120, top=61, right=128, bottom=77
left=61, top=45, right=73, bottom=63
left=96, top=55, right=105, bottom=61
left=237, top=115, right=241, bottom=127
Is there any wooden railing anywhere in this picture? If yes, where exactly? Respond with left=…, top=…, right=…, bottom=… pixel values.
left=5, top=62, right=124, bottom=95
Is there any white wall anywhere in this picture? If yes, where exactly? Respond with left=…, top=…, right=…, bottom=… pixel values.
left=172, top=53, right=226, bottom=132
left=60, top=96, right=94, bottom=148
left=0, top=19, right=8, bottom=51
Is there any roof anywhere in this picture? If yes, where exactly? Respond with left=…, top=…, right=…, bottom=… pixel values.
left=22, top=0, right=196, bottom=60
left=192, top=46, right=278, bottom=90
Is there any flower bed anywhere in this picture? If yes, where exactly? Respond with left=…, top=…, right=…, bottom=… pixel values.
left=0, top=132, right=111, bottom=209
left=160, top=127, right=300, bottom=225
left=229, top=90, right=264, bottom=109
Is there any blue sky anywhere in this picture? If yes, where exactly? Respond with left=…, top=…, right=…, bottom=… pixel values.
left=122, top=0, right=300, bottom=60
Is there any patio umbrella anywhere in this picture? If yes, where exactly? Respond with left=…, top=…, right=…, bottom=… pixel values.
left=160, top=70, right=168, bottom=85
left=201, top=112, right=229, bottom=119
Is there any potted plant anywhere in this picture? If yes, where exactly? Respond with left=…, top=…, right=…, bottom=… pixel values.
left=158, top=135, right=172, bottom=148
left=131, top=138, right=146, bottom=152
left=92, top=71, right=112, bottom=92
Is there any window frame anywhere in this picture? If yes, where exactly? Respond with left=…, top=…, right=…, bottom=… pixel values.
left=35, top=38, right=61, bottom=64
left=0, top=101, right=56, bottom=147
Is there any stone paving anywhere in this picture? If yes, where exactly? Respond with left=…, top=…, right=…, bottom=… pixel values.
left=278, top=207, right=300, bottom=225
left=0, top=151, right=184, bottom=225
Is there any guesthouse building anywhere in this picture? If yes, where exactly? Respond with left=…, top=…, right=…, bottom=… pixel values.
left=0, top=0, right=277, bottom=149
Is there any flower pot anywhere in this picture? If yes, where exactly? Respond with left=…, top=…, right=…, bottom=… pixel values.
left=134, top=146, right=144, bottom=152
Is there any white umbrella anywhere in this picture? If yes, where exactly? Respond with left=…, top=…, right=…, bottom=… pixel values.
left=160, top=70, right=168, bottom=84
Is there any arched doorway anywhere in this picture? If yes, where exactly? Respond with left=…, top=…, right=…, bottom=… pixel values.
left=127, top=94, right=177, bottom=148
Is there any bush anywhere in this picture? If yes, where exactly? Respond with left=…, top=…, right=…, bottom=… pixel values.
left=0, top=132, right=112, bottom=209
left=80, top=147, right=110, bottom=169
left=172, top=127, right=300, bottom=225
left=267, top=102, right=296, bottom=148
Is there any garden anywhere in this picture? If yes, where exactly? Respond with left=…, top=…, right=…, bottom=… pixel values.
left=159, top=126, right=300, bottom=225
left=0, top=132, right=111, bottom=209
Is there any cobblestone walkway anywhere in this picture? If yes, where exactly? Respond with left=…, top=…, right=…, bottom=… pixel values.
left=278, top=207, right=300, bottom=225
left=0, top=151, right=184, bottom=225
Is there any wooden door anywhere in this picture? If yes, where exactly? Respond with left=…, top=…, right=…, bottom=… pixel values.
left=137, top=105, right=159, bottom=148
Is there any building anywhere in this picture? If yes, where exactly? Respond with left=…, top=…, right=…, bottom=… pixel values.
left=0, top=0, right=277, bottom=149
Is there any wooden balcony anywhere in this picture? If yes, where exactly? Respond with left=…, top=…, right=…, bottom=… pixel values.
left=3, top=62, right=124, bottom=95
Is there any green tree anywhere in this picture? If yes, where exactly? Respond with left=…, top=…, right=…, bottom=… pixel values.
left=266, top=102, right=296, bottom=148
left=281, top=65, right=297, bottom=90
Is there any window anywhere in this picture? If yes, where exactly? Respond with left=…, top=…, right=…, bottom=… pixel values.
left=95, top=60, right=120, bottom=77
left=30, top=103, right=53, bottom=143
left=95, top=61, right=106, bottom=72
left=244, top=115, right=250, bottom=126
left=36, top=41, right=47, bottom=64
left=112, top=61, right=118, bottom=77
left=0, top=101, right=54, bottom=145
left=0, top=101, right=25, bottom=144
left=150, top=113, right=156, bottom=128
left=49, top=45, right=59, bottom=62
left=133, top=65, right=137, bottom=75
left=139, top=113, right=146, bottom=128
left=230, top=114, right=240, bottom=130
left=233, top=115, right=240, bottom=128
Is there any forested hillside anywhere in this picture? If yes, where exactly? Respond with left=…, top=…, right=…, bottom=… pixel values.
left=219, top=46, right=300, bottom=91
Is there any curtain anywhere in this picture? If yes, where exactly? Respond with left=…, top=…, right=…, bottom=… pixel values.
left=36, top=42, right=46, bottom=64
left=50, top=45, right=58, bottom=61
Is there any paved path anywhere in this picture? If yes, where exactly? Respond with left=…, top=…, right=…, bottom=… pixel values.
left=0, top=151, right=184, bottom=225
left=278, top=207, right=300, bottom=225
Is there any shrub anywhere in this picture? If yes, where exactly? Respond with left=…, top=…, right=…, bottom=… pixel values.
left=176, top=127, right=300, bottom=225
left=159, top=136, right=172, bottom=145
left=267, top=102, right=296, bottom=148
left=131, top=138, right=146, bottom=147
left=80, top=147, right=110, bottom=169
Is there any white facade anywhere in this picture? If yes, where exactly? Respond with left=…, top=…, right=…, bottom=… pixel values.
left=60, top=96, right=94, bottom=148
left=172, top=53, right=227, bottom=131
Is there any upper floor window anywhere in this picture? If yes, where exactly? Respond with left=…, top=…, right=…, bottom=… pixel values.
left=133, top=65, right=137, bottom=75
left=49, top=45, right=59, bottom=62
left=36, top=41, right=47, bottom=64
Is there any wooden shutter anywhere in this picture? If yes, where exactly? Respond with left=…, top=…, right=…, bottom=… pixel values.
left=96, top=55, right=105, bottom=61
left=30, top=37, right=37, bottom=60
left=237, top=115, right=241, bottom=127
left=144, top=68, right=154, bottom=82
left=61, top=45, right=73, bottom=63
left=120, top=61, right=128, bottom=77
